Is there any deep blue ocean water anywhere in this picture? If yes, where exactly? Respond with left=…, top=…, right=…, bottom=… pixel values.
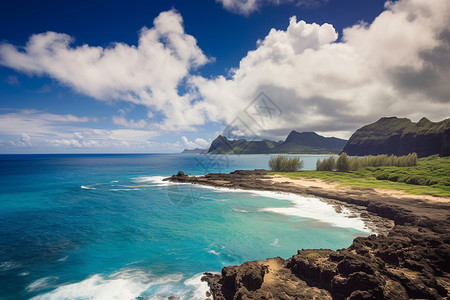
left=0, top=154, right=370, bottom=299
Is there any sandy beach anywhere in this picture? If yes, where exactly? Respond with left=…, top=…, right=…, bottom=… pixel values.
left=268, top=174, right=450, bottom=204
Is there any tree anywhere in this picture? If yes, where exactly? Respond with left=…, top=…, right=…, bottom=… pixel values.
left=336, top=152, right=350, bottom=172
left=269, top=155, right=304, bottom=172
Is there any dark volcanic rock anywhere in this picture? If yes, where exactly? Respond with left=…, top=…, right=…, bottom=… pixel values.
left=165, top=170, right=450, bottom=299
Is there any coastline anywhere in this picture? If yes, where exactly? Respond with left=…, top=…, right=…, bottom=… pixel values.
left=164, top=170, right=450, bottom=299
left=162, top=172, right=393, bottom=236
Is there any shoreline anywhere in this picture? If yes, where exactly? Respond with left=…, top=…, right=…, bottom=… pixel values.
left=164, top=170, right=450, bottom=299
left=162, top=173, right=393, bottom=236
left=269, top=174, right=450, bottom=204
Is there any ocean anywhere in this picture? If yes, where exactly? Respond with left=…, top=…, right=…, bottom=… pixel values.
left=0, top=154, right=370, bottom=299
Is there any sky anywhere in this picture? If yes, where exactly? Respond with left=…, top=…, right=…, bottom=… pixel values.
left=0, top=0, right=449, bottom=153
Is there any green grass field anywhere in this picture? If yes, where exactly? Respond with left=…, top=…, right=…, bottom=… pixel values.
left=270, top=155, right=450, bottom=197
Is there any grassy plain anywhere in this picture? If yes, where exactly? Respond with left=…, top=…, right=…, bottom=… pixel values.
left=270, top=155, right=450, bottom=197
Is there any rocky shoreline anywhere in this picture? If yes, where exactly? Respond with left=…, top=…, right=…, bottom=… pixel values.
left=164, top=170, right=450, bottom=299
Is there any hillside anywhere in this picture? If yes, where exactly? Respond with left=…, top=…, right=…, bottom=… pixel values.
left=208, top=136, right=283, bottom=154
left=208, top=131, right=347, bottom=154
left=273, top=131, right=347, bottom=154
left=343, top=117, right=450, bottom=157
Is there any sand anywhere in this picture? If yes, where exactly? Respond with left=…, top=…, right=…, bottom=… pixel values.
left=268, top=174, right=450, bottom=204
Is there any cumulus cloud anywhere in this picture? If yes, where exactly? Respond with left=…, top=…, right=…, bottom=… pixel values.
left=0, top=9, right=210, bottom=131
left=216, top=0, right=328, bottom=16
left=181, top=136, right=210, bottom=149
left=1, top=1, right=450, bottom=145
left=194, top=0, right=450, bottom=139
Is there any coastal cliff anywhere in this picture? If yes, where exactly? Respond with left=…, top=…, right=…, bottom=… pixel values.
left=164, top=171, right=450, bottom=299
left=343, top=117, right=450, bottom=157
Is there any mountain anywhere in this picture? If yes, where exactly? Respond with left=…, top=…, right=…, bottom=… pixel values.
left=208, top=131, right=347, bottom=154
left=208, top=136, right=282, bottom=154
left=181, top=148, right=207, bottom=154
left=342, top=117, right=450, bottom=157
left=273, top=131, right=347, bottom=154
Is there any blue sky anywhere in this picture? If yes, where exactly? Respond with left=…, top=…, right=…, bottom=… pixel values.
left=0, top=0, right=449, bottom=153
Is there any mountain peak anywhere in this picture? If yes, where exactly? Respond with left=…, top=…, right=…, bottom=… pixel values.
left=417, top=117, right=431, bottom=126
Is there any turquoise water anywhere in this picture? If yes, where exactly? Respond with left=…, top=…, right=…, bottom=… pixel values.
left=0, top=154, right=368, bottom=299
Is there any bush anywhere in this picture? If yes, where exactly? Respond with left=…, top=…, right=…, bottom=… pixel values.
left=406, top=176, right=424, bottom=185
left=316, top=156, right=336, bottom=171
left=317, top=153, right=418, bottom=172
left=348, top=158, right=360, bottom=171
left=336, top=152, right=350, bottom=172
left=387, top=174, right=400, bottom=181
left=376, top=173, right=389, bottom=180
left=269, top=155, right=304, bottom=172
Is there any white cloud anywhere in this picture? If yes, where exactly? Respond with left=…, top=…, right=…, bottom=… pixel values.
left=193, top=0, right=450, bottom=139
left=0, top=9, right=211, bottom=131
left=112, top=116, right=148, bottom=129
left=181, top=136, right=210, bottom=149
left=216, top=0, right=328, bottom=15
left=1, top=1, right=449, bottom=146
left=0, top=110, right=95, bottom=137
left=0, top=110, right=171, bottom=153
left=14, top=133, right=32, bottom=147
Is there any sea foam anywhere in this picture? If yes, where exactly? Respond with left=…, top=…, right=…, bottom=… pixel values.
left=159, top=179, right=372, bottom=233
left=81, top=185, right=96, bottom=190
left=133, top=176, right=169, bottom=186
left=30, top=269, right=213, bottom=300
left=254, top=191, right=371, bottom=233
left=0, top=260, right=22, bottom=272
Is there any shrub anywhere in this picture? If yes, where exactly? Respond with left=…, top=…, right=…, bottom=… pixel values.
left=348, top=157, right=361, bottom=171
left=317, top=153, right=418, bottom=172
left=406, top=176, right=424, bottom=185
left=387, top=174, right=400, bottom=182
left=376, top=173, right=389, bottom=180
left=269, top=155, right=304, bottom=172
left=316, top=156, right=336, bottom=171
left=336, top=152, right=350, bottom=172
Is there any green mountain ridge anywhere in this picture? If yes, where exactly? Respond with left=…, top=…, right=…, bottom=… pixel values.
left=208, top=131, right=347, bottom=154
left=343, top=117, right=450, bottom=157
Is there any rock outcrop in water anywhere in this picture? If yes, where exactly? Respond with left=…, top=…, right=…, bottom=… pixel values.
left=164, top=170, right=450, bottom=299
left=342, top=117, right=450, bottom=157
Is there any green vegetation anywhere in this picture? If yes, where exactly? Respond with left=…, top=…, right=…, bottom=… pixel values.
left=269, top=155, right=304, bottom=172
left=370, top=155, right=447, bottom=187
left=336, top=152, right=350, bottom=172
left=343, top=116, right=450, bottom=157
left=307, top=252, right=322, bottom=258
left=316, top=156, right=336, bottom=171
left=271, top=155, right=450, bottom=197
left=316, top=153, right=418, bottom=171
